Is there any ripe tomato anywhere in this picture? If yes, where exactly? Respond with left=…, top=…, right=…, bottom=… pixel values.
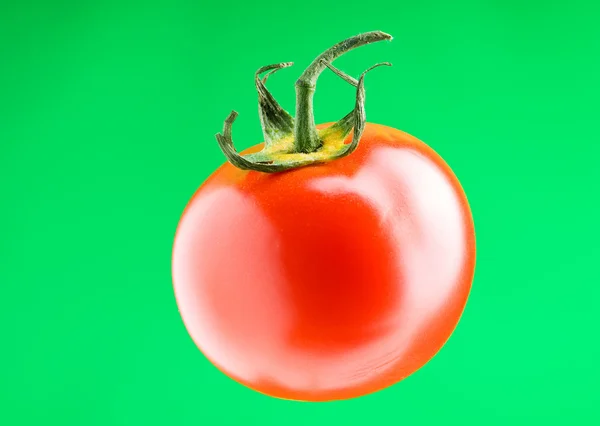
left=172, top=122, right=475, bottom=402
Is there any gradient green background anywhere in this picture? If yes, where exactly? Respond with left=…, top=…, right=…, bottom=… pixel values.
left=2, top=0, right=599, bottom=424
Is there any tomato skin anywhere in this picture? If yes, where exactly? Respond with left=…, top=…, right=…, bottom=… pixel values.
left=172, top=123, right=475, bottom=401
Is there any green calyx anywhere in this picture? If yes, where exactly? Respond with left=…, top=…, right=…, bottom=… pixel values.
left=215, top=31, right=393, bottom=173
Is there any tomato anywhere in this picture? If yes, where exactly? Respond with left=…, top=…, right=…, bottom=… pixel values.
left=172, top=31, right=475, bottom=401
left=172, top=122, right=475, bottom=401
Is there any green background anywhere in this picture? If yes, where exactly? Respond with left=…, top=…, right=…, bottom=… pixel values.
left=1, top=0, right=599, bottom=424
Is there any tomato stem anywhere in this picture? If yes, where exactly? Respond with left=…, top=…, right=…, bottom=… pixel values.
left=294, top=31, right=392, bottom=153
left=215, top=31, right=393, bottom=173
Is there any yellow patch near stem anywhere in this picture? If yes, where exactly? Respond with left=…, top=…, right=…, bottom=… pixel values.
left=254, top=126, right=350, bottom=165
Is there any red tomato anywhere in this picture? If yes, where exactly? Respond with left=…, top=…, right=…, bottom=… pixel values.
left=172, top=122, right=476, bottom=402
